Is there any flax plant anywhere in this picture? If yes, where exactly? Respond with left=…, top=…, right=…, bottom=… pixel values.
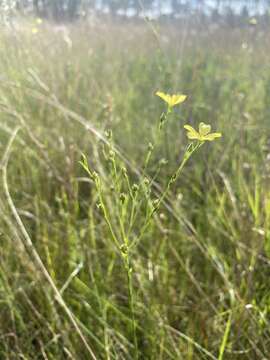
left=81, top=92, right=221, bottom=358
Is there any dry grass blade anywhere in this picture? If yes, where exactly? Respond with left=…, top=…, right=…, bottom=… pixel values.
left=0, top=126, right=97, bottom=360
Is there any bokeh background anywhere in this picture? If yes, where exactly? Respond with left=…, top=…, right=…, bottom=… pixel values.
left=0, top=1, right=270, bottom=359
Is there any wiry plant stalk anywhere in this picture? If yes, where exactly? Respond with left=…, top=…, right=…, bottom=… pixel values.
left=121, top=247, right=139, bottom=359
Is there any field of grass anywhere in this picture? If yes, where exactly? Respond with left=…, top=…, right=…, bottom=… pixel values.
left=1, top=17, right=270, bottom=359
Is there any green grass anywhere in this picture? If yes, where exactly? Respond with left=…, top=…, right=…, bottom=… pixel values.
left=0, top=18, right=270, bottom=359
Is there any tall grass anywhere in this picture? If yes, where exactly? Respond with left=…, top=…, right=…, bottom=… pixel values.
left=0, top=18, right=270, bottom=359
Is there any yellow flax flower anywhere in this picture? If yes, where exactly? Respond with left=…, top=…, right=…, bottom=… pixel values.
left=156, top=91, right=187, bottom=109
left=184, top=122, right=222, bottom=142
left=249, top=17, right=257, bottom=26
left=31, top=27, right=39, bottom=34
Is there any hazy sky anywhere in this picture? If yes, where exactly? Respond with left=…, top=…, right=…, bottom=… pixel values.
left=92, top=0, right=267, bottom=17
left=144, top=0, right=266, bottom=15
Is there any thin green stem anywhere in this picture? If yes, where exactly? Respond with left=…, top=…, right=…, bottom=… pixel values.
left=131, top=141, right=203, bottom=248
left=123, top=253, right=138, bottom=360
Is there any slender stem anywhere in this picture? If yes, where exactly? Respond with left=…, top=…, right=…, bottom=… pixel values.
left=131, top=141, right=203, bottom=248
left=124, top=254, right=138, bottom=359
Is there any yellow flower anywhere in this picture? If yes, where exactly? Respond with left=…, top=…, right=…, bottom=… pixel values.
left=36, top=18, right=43, bottom=25
left=156, top=91, right=187, bottom=109
left=32, top=28, right=39, bottom=34
left=184, top=122, right=222, bottom=142
left=249, top=18, right=257, bottom=26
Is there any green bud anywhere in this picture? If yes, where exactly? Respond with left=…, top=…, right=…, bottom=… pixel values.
left=144, top=177, right=150, bottom=185
left=110, top=185, right=115, bottom=192
left=159, top=158, right=168, bottom=166
left=170, top=173, right=177, bottom=183
left=160, top=112, right=166, bottom=125
left=92, top=171, right=99, bottom=180
left=148, top=142, right=154, bottom=151
left=109, top=150, right=115, bottom=159
left=120, top=244, right=128, bottom=255
left=105, top=129, right=112, bottom=139
left=153, top=199, right=159, bottom=207
left=119, top=193, right=126, bottom=203
left=132, top=183, right=139, bottom=193
left=96, top=202, right=102, bottom=210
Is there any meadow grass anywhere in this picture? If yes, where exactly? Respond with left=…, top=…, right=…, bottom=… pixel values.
left=0, top=18, right=270, bottom=359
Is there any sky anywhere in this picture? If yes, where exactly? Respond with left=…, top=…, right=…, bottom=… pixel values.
left=158, top=1, right=267, bottom=15
left=107, top=1, right=268, bottom=16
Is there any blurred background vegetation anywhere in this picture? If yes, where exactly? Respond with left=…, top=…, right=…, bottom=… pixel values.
left=1, top=0, right=270, bottom=359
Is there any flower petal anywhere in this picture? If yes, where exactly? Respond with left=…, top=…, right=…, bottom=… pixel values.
left=156, top=91, right=170, bottom=104
left=171, top=94, right=187, bottom=106
left=184, top=125, right=195, bottom=132
left=184, top=125, right=200, bottom=140
left=199, top=122, right=211, bottom=136
left=203, top=132, right=222, bottom=141
left=187, top=132, right=200, bottom=140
